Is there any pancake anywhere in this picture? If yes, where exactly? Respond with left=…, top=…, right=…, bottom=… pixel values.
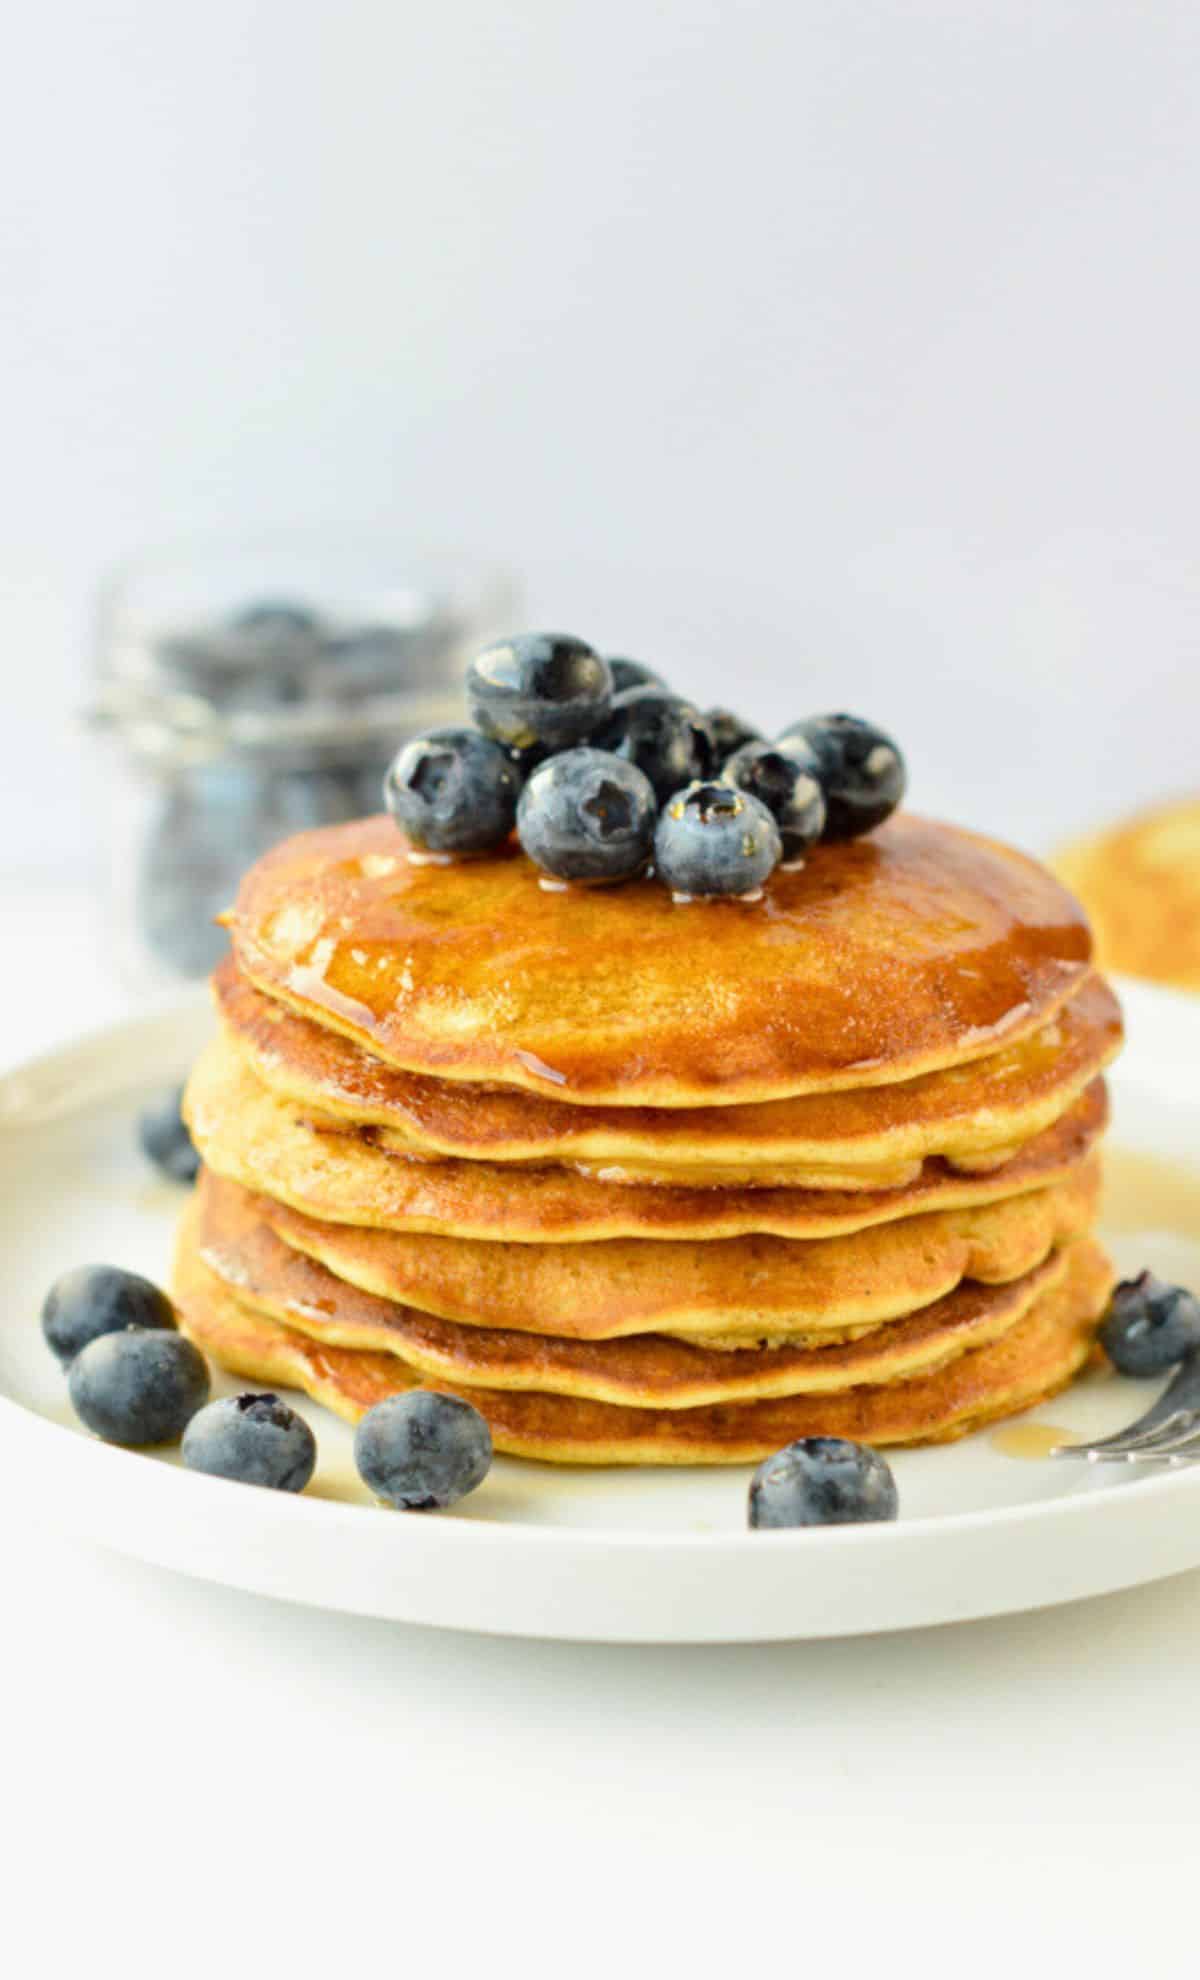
left=194, top=1180, right=1080, bottom=1407
left=208, top=1158, right=1099, bottom=1341
left=228, top=813, right=1093, bottom=1106
left=185, top=1036, right=1110, bottom=1242
left=1057, top=795, right=1200, bottom=992
left=174, top=1218, right=1112, bottom=1461
left=215, top=959, right=1122, bottom=1182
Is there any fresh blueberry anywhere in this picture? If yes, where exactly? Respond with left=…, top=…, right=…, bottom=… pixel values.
left=384, top=726, right=521, bottom=853
left=723, top=739, right=826, bottom=860
left=778, top=713, right=907, bottom=841
left=516, top=748, right=657, bottom=884
left=42, top=1265, right=178, bottom=1369
left=467, top=634, right=612, bottom=753
left=749, top=1437, right=899, bottom=1529
left=1100, top=1272, right=1200, bottom=1377
left=354, top=1390, right=493, bottom=1510
left=607, top=657, right=666, bottom=695
left=704, top=708, right=762, bottom=767
left=68, top=1326, right=211, bottom=1447
left=653, top=780, right=781, bottom=898
left=182, top=1392, right=317, bottom=1492
left=138, top=1086, right=200, bottom=1185
left=593, top=687, right=711, bottom=803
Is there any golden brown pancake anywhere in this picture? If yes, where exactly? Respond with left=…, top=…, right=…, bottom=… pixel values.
left=194, top=1180, right=1079, bottom=1407
left=1057, top=795, right=1200, bottom=992
left=174, top=1215, right=1112, bottom=1461
left=200, top=1158, right=1099, bottom=1341
left=228, top=813, right=1093, bottom=1105
left=215, top=958, right=1121, bottom=1181
left=185, top=1037, right=1110, bottom=1242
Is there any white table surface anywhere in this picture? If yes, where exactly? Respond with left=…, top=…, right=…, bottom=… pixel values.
left=7, top=885, right=1195, bottom=1973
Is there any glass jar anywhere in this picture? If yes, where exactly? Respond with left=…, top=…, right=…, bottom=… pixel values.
left=91, top=536, right=518, bottom=988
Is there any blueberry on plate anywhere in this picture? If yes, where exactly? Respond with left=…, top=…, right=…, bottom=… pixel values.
left=749, top=1437, right=899, bottom=1529
left=778, top=713, right=906, bottom=842
left=354, top=1390, right=493, bottom=1510
left=1100, top=1271, right=1200, bottom=1377
left=704, top=708, right=761, bottom=768
left=606, top=656, right=666, bottom=695
left=138, top=1086, right=200, bottom=1185
left=593, top=687, right=712, bottom=803
left=467, top=633, right=612, bottom=753
left=384, top=726, right=521, bottom=853
left=68, top=1326, right=211, bottom=1447
left=723, top=738, right=826, bottom=859
left=182, top=1392, right=317, bottom=1492
left=42, top=1265, right=178, bottom=1369
left=517, top=748, right=657, bottom=884
left=654, top=781, right=781, bottom=898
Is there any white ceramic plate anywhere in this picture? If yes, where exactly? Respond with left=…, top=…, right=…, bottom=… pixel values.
left=1, top=978, right=1199, bottom=1643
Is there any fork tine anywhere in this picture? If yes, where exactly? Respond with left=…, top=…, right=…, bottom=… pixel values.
left=1083, top=1411, right=1200, bottom=1458
left=1050, top=1351, right=1200, bottom=1461
left=1087, top=1424, right=1200, bottom=1464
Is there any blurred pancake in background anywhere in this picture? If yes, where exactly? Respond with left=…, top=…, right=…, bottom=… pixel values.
left=1057, top=795, right=1200, bottom=993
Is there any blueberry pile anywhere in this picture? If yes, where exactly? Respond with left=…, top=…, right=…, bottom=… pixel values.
left=383, top=632, right=908, bottom=897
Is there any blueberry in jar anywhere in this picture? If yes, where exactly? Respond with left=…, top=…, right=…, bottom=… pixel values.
left=723, top=738, right=826, bottom=859
left=606, top=657, right=666, bottom=695
left=68, top=1326, right=211, bottom=1447
left=704, top=708, right=761, bottom=768
left=749, top=1437, right=899, bottom=1529
left=517, top=748, right=657, bottom=884
left=593, top=687, right=711, bottom=803
left=1100, top=1271, right=1200, bottom=1377
left=778, top=713, right=907, bottom=841
left=42, top=1265, right=179, bottom=1369
left=182, top=1392, right=317, bottom=1492
left=354, top=1390, right=493, bottom=1510
left=467, top=634, right=612, bottom=753
left=384, top=727, right=521, bottom=853
left=653, top=781, right=781, bottom=898
left=138, top=1086, right=200, bottom=1185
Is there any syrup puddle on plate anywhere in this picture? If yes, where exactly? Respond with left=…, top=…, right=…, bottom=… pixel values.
left=990, top=1422, right=1080, bottom=1460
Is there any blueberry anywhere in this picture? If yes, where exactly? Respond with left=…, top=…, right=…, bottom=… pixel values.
left=68, top=1326, right=211, bottom=1447
left=607, top=657, right=666, bottom=695
left=723, top=739, right=826, bottom=860
left=182, top=1392, right=317, bottom=1492
left=778, top=713, right=907, bottom=842
left=138, top=1086, right=200, bottom=1185
left=653, top=781, right=781, bottom=898
left=749, top=1437, right=899, bottom=1529
left=354, top=1390, right=493, bottom=1510
left=230, top=600, right=323, bottom=643
left=467, top=634, right=612, bottom=753
left=704, top=708, right=761, bottom=768
left=593, top=687, right=711, bottom=803
left=517, top=748, right=657, bottom=884
left=384, top=726, right=521, bottom=853
left=1100, top=1272, right=1200, bottom=1377
left=42, top=1265, right=178, bottom=1369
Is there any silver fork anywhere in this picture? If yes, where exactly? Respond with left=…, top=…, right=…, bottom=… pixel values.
left=1052, top=1351, right=1200, bottom=1464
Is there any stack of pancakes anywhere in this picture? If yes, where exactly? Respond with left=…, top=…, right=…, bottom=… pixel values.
left=175, top=812, right=1122, bottom=1464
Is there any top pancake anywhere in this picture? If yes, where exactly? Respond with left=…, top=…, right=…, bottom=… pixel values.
left=228, top=812, right=1094, bottom=1106
left=1057, top=795, right=1200, bottom=992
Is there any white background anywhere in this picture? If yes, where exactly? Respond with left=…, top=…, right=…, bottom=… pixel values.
left=4, top=6, right=1200, bottom=1969
left=3, top=0, right=1200, bottom=875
